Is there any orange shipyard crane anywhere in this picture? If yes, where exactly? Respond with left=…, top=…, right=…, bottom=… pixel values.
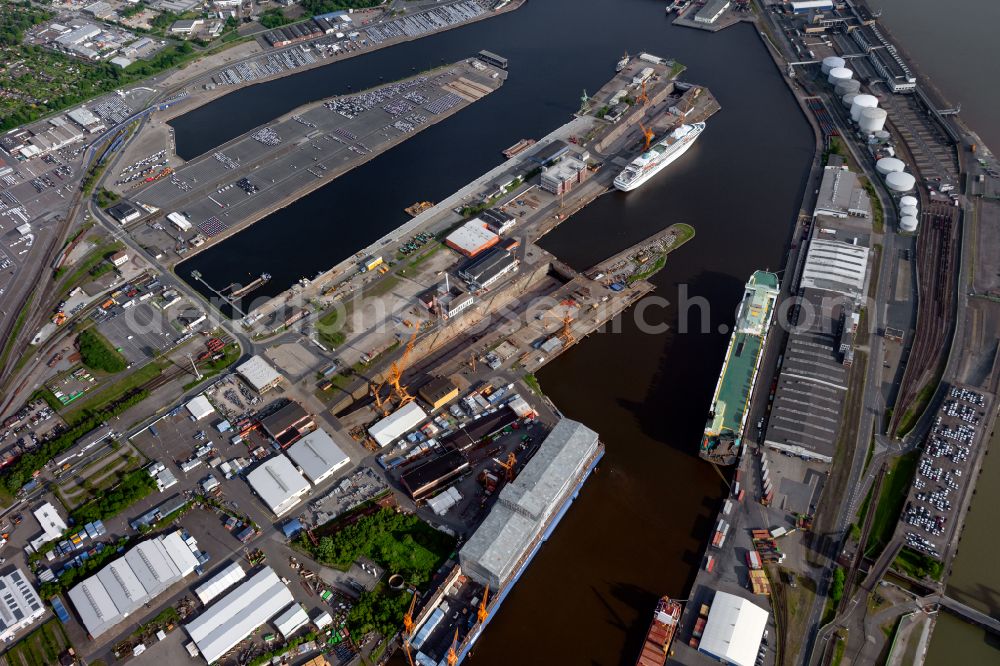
left=387, top=329, right=419, bottom=406
left=446, top=628, right=459, bottom=666
left=402, top=593, right=418, bottom=666
left=495, top=452, right=517, bottom=483
left=369, top=380, right=390, bottom=417
left=477, top=584, right=490, bottom=625
left=636, top=79, right=649, bottom=107
left=639, top=121, right=655, bottom=152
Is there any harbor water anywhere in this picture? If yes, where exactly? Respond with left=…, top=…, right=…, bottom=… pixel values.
left=172, top=0, right=815, bottom=662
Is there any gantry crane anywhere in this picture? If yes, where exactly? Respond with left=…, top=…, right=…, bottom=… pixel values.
left=495, top=452, right=517, bottom=483
left=369, top=379, right=390, bottom=417
left=559, top=314, right=576, bottom=346
left=477, top=584, right=490, bottom=625
left=446, top=628, right=459, bottom=666
left=637, top=80, right=649, bottom=107
left=402, top=593, right=417, bottom=666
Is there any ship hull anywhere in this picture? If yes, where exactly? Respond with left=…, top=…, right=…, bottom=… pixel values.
left=614, top=123, right=704, bottom=192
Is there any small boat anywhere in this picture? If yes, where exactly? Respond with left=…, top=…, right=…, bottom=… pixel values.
left=405, top=201, right=435, bottom=217
left=503, top=139, right=536, bottom=158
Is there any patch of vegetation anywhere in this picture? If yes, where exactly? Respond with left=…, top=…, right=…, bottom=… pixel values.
left=627, top=254, right=666, bottom=284
left=523, top=372, right=541, bottom=394
left=893, top=547, right=944, bottom=580
left=297, top=508, right=454, bottom=587
left=259, top=8, right=292, bottom=28
left=182, top=343, right=241, bottom=390
left=831, top=630, right=847, bottom=666
left=78, top=328, right=128, bottom=373
left=0, top=389, right=148, bottom=493
left=366, top=275, right=400, bottom=298
left=829, top=566, right=846, bottom=606
left=347, top=587, right=411, bottom=641
left=317, top=307, right=347, bottom=350
left=0, top=294, right=33, bottom=371
left=2, top=618, right=72, bottom=666
left=30, top=387, right=63, bottom=412
left=300, top=0, right=385, bottom=16
left=70, top=468, right=156, bottom=524
left=95, top=188, right=120, bottom=208
left=55, top=241, right=123, bottom=291
left=823, top=136, right=848, bottom=166
left=65, top=360, right=163, bottom=417
left=861, top=177, right=885, bottom=233
left=896, top=373, right=941, bottom=436
left=248, top=632, right=318, bottom=666
left=865, top=451, right=920, bottom=556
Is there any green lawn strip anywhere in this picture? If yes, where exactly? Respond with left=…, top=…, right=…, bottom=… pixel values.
left=182, top=343, right=241, bottom=391
left=523, top=372, right=542, bottom=394
left=63, top=360, right=165, bottom=419
left=0, top=294, right=33, bottom=370
left=896, top=370, right=942, bottom=437
left=54, top=240, right=122, bottom=288
left=864, top=451, right=919, bottom=556
left=892, top=547, right=943, bottom=581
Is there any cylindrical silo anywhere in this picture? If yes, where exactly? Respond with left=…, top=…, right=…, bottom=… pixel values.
left=859, top=107, right=888, bottom=133
left=842, top=92, right=859, bottom=108
left=876, top=157, right=905, bottom=175
left=899, top=195, right=918, bottom=207
left=900, top=215, right=919, bottom=232
left=886, top=171, right=916, bottom=193
left=834, top=79, right=861, bottom=96
left=900, top=205, right=919, bottom=218
left=850, top=94, right=879, bottom=122
left=822, top=56, right=846, bottom=75
left=874, top=130, right=891, bottom=143
left=828, top=67, right=853, bottom=86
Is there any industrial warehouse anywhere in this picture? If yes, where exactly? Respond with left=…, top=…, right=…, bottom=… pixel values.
left=67, top=531, right=202, bottom=638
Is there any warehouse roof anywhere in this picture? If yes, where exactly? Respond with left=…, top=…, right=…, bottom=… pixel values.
left=261, top=401, right=312, bottom=440
left=273, top=603, right=309, bottom=638
left=186, top=394, right=215, bottom=420
left=698, top=592, right=769, bottom=666
left=236, top=355, right=283, bottom=393
left=194, top=561, right=246, bottom=606
left=186, top=567, right=295, bottom=664
left=246, top=455, right=310, bottom=516
left=0, top=569, right=45, bottom=642
left=459, top=419, right=600, bottom=588
left=445, top=220, right=499, bottom=257
left=458, top=248, right=516, bottom=284
left=815, top=165, right=871, bottom=219
left=368, top=402, right=427, bottom=448
left=67, top=531, right=199, bottom=638
left=800, top=238, right=870, bottom=300
left=286, top=428, right=350, bottom=484
left=418, top=377, right=458, bottom=407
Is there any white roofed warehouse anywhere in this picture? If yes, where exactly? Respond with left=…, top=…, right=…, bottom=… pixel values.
left=245, top=454, right=311, bottom=517
left=368, top=402, right=427, bottom=448
left=185, top=567, right=295, bottom=664
left=286, top=428, right=350, bottom=484
left=697, top=591, right=769, bottom=666
left=0, top=569, right=45, bottom=642
left=194, top=561, right=246, bottom=605
left=186, top=394, right=215, bottom=420
left=236, top=355, right=283, bottom=393
left=67, top=530, right=200, bottom=638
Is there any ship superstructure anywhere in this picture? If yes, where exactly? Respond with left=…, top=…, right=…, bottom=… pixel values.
left=614, top=122, right=705, bottom=192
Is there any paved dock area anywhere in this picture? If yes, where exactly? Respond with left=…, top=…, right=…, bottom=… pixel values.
left=126, top=58, right=504, bottom=263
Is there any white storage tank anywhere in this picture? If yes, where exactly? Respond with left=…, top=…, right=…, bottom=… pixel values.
left=900, top=204, right=919, bottom=218
left=850, top=94, right=879, bottom=122
left=828, top=67, right=853, bottom=86
left=834, top=79, right=861, bottom=96
left=900, top=215, right=919, bottom=232
left=822, top=56, right=846, bottom=75
left=874, top=130, right=891, bottom=143
left=899, top=195, right=918, bottom=207
left=842, top=92, right=860, bottom=108
left=876, top=157, right=905, bottom=175
left=859, top=107, right=888, bottom=133
left=886, top=171, right=916, bottom=193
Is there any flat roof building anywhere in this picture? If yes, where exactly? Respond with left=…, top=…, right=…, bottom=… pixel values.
left=445, top=220, right=500, bottom=257
left=286, top=428, right=350, bottom=485
left=273, top=603, right=309, bottom=639
left=186, top=394, right=215, bottom=420
left=698, top=592, right=769, bottom=666
left=246, top=455, right=310, bottom=517
left=185, top=567, right=295, bottom=664
left=400, top=450, right=470, bottom=500
left=0, top=569, right=45, bottom=642
left=799, top=238, right=871, bottom=302
left=540, top=156, right=591, bottom=195
left=418, top=377, right=459, bottom=410
left=368, top=402, right=427, bottom=448
left=458, top=248, right=518, bottom=291
left=236, top=355, right=283, bottom=393
left=31, top=501, right=67, bottom=547
left=261, top=401, right=314, bottom=448
left=107, top=201, right=140, bottom=224
left=478, top=208, right=516, bottom=235
left=194, top=561, right=246, bottom=606
left=814, top=166, right=872, bottom=219
left=695, top=0, right=730, bottom=23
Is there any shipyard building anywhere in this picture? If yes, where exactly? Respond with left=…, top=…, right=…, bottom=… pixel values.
left=459, top=419, right=602, bottom=589
left=0, top=569, right=45, bottom=642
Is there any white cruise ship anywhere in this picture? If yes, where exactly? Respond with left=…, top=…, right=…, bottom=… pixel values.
left=614, top=122, right=705, bottom=192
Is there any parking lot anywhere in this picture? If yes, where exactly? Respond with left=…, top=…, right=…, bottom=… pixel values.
left=96, top=300, right=181, bottom=364
left=901, top=385, right=993, bottom=558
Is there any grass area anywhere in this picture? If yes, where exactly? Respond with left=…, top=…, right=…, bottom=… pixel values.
left=64, top=359, right=165, bottom=418
left=2, top=618, right=72, bottom=666
left=54, top=241, right=123, bottom=290
left=365, top=275, right=400, bottom=298
left=95, top=187, right=120, bottom=209
left=182, top=343, right=241, bottom=390
left=831, top=630, right=848, bottom=666
left=70, top=468, right=156, bottom=524
left=523, top=372, right=542, bottom=395
left=865, top=451, right=920, bottom=556
left=316, top=307, right=347, bottom=350
left=893, top=547, right=944, bottom=580
left=627, top=254, right=667, bottom=284
left=895, top=371, right=942, bottom=437
left=399, top=243, right=443, bottom=274
left=78, top=328, right=128, bottom=373
left=861, top=177, right=885, bottom=234
left=0, top=294, right=33, bottom=371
